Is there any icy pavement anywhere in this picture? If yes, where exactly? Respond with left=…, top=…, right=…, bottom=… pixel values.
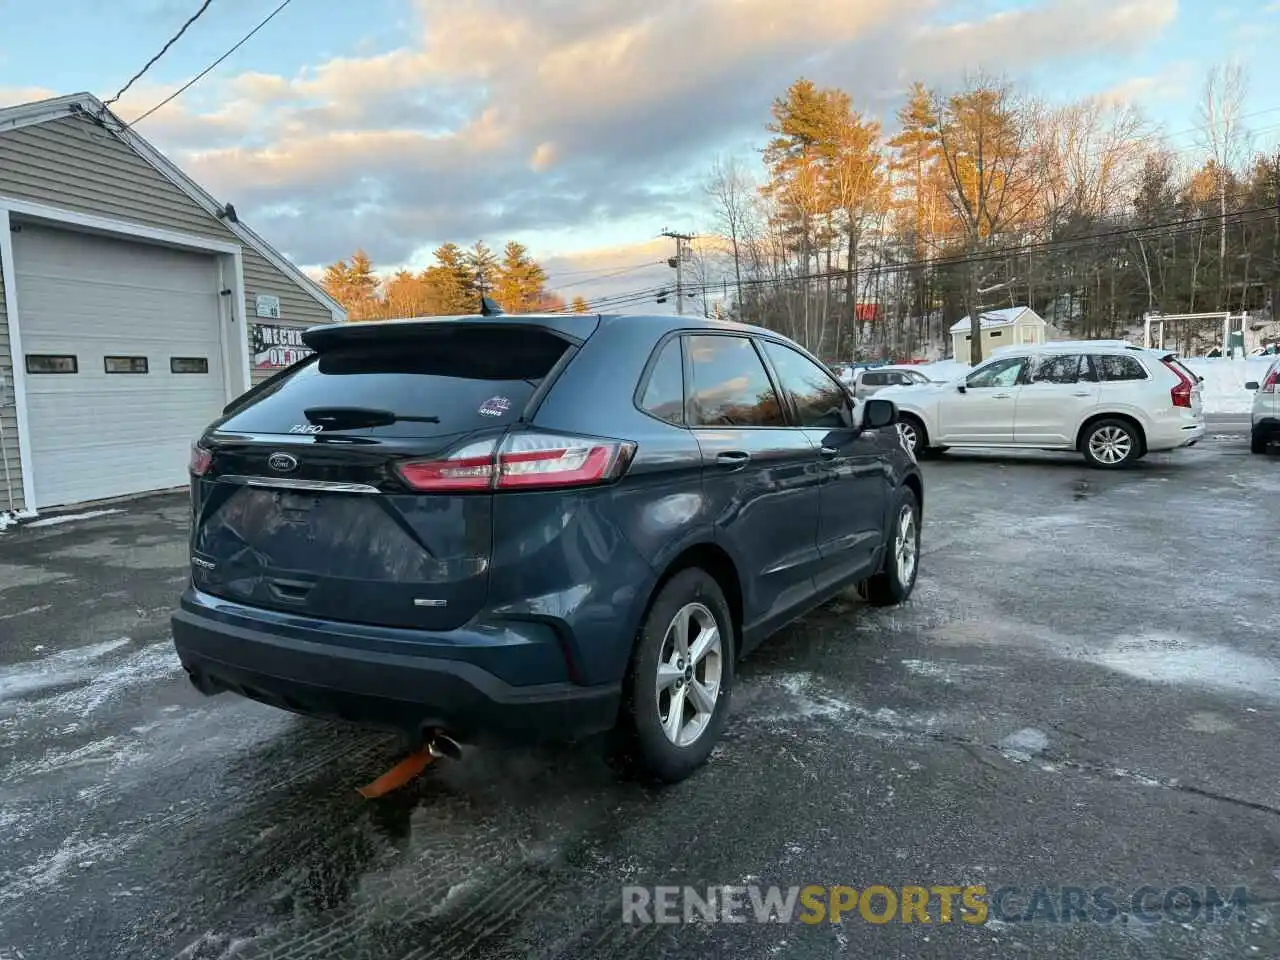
left=0, top=433, right=1278, bottom=959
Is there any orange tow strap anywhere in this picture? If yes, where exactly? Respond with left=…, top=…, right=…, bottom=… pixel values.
left=357, top=748, right=436, bottom=798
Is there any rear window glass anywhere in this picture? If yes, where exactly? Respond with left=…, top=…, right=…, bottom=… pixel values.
left=220, top=326, right=571, bottom=438
left=639, top=338, right=685, bottom=425
left=1094, top=355, right=1148, bottom=381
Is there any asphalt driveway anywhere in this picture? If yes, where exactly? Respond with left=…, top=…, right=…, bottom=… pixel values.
left=1, top=433, right=1278, bottom=960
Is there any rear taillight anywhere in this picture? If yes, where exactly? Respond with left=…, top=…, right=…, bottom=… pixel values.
left=395, top=440, right=496, bottom=491
left=189, top=443, right=212, bottom=476
left=1262, top=368, right=1278, bottom=394
left=395, top=433, right=636, bottom=493
left=1162, top=359, right=1194, bottom=408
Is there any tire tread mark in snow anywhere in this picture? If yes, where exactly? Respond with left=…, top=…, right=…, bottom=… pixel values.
left=424, top=867, right=552, bottom=959
left=243, top=816, right=518, bottom=959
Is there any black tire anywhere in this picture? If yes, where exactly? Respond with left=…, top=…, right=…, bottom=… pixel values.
left=1080, top=418, right=1141, bottom=469
left=619, top=568, right=735, bottom=783
left=857, top=486, right=921, bottom=607
left=1251, top=431, right=1268, bottom=454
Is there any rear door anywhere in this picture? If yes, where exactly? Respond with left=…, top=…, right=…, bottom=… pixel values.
left=190, top=323, right=576, bottom=631
left=685, top=333, right=824, bottom=641
left=758, top=338, right=886, bottom=589
left=1013, top=354, right=1098, bottom=445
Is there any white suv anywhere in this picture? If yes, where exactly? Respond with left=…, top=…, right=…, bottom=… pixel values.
left=1246, top=357, right=1279, bottom=454
left=890, top=342, right=1205, bottom=468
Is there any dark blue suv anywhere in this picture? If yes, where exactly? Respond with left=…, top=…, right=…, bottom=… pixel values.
left=171, top=312, right=923, bottom=782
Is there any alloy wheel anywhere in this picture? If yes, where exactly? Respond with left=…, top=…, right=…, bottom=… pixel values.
left=897, top=421, right=919, bottom=453
left=655, top=602, right=723, bottom=748
left=895, top=504, right=918, bottom=585
left=1089, top=426, right=1132, bottom=464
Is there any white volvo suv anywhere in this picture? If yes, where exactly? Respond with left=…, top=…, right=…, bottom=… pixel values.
left=886, top=342, right=1205, bottom=468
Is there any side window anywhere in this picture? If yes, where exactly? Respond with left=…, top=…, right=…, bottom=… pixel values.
left=687, top=335, right=785, bottom=427
left=966, top=356, right=1026, bottom=389
left=1094, top=355, right=1148, bottom=381
left=639, top=337, right=685, bottom=425
left=760, top=340, right=853, bottom=429
left=1027, top=354, right=1083, bottom=385
left=860, top=371, right=881, bottom=386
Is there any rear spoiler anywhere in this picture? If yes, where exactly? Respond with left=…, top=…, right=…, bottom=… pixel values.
left=302, top=314, right=601, bottom=352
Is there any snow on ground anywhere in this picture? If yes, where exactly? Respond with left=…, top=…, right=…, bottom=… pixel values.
left=25, top=509, right=123, bottom=529
left=905, top=354, right=1272, bottom=414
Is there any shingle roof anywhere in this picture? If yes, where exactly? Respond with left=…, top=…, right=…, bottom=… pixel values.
left=950, top=306, right=1040, bottom=333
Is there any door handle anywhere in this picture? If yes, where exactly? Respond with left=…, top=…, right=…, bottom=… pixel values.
left=992, top=393, right=1012, bottom=399
left=1072, top=391, right=1091, bottom=397
left=818, top=446, right=839, bottom=459
left=715, top=450, right=751, bottom=467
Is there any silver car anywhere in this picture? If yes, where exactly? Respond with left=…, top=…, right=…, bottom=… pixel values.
left=852, top=366, right=936, bottom=400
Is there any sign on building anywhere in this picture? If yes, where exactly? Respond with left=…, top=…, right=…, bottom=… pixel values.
left=255, top=294, right=282, bottom=319
left=252, top=323, right=313, bottom=369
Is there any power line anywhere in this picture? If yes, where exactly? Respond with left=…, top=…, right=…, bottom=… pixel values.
left=569, top=204, right=1280, bottom=312
left=127, top=0, right=295, bottom=126
left=104, top=0, right=215, bottom=108
left=552, top=261, right=666, bottom=291
left=544, top=260, right=663, bottom=282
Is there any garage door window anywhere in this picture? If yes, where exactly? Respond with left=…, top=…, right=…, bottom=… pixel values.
left=26, top=354, right=78, bottom=374
left=171, top=357, right=210, bottom=374
left=105, top=356, right=149, bottom=374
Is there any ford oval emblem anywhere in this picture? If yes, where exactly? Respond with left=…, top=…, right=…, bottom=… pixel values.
left=268, top=452, right=298, bottom=473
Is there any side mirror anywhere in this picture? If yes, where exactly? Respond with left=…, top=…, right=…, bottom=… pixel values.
left=957, top=382, right=967, bottom=393
left=1246, top=381, right=1260, bottom=391
left=863, top=397, right=897, bottom=430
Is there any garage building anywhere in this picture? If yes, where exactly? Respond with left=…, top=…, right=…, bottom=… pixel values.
left=0, top=93, right=346, bottom=517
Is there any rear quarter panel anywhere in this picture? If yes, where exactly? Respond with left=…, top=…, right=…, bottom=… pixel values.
left=520, top=320, right=717, bottom=684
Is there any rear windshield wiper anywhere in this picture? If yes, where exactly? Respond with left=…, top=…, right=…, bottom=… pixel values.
left=303, top=406, right=441, bottom=429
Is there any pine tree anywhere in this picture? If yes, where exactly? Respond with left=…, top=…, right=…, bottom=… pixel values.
left=427, top=242, right=477, bottom=314
left=495, top=241, right=549, bottom=313
left=888, top=82, right=941, bottom=258
left=321, top=250, right=381, bottom=320
left=468, top=241, right=498, bottom=296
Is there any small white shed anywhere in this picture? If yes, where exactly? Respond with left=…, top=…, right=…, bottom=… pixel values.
left=950, top=307, right=1048, bottom=359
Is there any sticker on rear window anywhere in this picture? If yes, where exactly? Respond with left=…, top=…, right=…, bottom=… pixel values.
left=478, top=396, right=511, bottom=417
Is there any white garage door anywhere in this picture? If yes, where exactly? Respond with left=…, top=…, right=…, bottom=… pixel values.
left=15, top=225, right=229, bottom=509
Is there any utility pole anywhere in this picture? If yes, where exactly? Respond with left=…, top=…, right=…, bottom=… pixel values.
left=661, top=229, right=694, bottom=315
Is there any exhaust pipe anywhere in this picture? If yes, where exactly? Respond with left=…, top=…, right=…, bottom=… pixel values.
left=427, top=732, right=463, bottom=761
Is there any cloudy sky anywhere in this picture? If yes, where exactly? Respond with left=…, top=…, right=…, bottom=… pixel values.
left=3, top=0, right=1279, bottom=308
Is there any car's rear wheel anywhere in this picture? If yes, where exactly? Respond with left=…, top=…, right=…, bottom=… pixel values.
left=1251, top=430, right=1269, bottom=454
left=1081, top=418, right=1140, bottom=469
left=857, top=486, right=921, bottom=607
left=620, top=568, right=734, bottom=783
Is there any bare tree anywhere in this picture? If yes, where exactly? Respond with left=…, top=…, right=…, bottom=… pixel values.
left=706, top=156, right=755, bottom=310
left=1198, top=61, right=1251, bottom=306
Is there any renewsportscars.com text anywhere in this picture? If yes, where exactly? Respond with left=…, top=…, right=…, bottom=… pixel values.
left=622, top=884, right=1249, bottom=926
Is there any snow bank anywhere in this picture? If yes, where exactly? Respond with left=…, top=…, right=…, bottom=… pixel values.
left=25, top=508, right=122, bottom=529
left=0, top=509, right=37, bottom=533
left=916, top=359, right=970, bottom=382
left=1181, top=357, right=1274, bottom=415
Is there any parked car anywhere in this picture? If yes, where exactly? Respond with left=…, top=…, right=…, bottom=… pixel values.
left=852, top=365, right=939, bottom=400
left=171, top=313, right=924, bottom=783
left=887, top=342, right=1205, bottom=468
left=1246, top=356, right=1280, bottom=454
